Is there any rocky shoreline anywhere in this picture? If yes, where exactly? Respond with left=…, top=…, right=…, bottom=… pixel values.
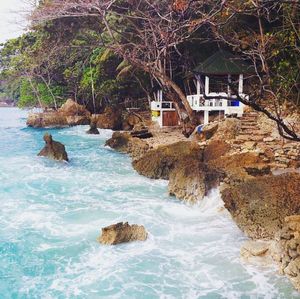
left=105, top=111, right=300, bottom=290
left=27, top=103, right=300, bottom=291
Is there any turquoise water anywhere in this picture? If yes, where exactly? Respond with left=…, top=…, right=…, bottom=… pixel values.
left=0, top=108, right=297, bottom=299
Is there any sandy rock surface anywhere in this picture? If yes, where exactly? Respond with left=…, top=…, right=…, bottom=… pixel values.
left=98, top=222, right=148, bottom=245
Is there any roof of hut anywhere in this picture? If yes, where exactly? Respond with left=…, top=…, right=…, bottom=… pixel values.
left=194, top=50, right=255, bottom=75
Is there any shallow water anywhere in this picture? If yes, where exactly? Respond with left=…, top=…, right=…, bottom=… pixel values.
left=0, top=108, right=297, bottom=299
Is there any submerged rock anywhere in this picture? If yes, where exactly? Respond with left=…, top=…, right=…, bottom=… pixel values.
left=98, top=222, right=148, bottom=245
left=38, top=133, right=69, bottom=162
left=27, top=99, right=91, bottom=128
left=221, top=173, right=300, bottom=239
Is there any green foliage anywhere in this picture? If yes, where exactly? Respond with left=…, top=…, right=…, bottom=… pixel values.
left=18, top=79, right=65, bottom=108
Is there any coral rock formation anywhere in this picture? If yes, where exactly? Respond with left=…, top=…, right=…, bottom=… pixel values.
left=98, top=222, right=148, bottom=245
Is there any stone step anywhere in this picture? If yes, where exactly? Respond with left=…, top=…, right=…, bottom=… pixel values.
left=241, top=115, right=258, bottom=118
left=235, top=135, right=265, bottom=142
left=241, top=120, right=258, bottom=124
left=243, top=112, right=259, bottom=117
left=240, top=131, right=262, bottom=136
left=240, top=125, right=260, bottom=130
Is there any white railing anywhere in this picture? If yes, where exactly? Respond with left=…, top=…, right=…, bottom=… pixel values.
left=187, top=93, right=249, bottom=111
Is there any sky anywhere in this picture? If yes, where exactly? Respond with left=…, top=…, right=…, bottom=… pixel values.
left=0, top=0, right=32, bottom=43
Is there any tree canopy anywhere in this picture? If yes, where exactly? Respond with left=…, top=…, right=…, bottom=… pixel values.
left=0, top=0, right=299, bottom=140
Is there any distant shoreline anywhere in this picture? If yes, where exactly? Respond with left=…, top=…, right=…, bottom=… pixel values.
left=0, top=103, right=15, bottom=108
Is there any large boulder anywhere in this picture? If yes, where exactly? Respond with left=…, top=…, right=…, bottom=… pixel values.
left=168, top=159, right=224, bottom=203
left=105, top=131, right=149, bottom=160
left=208, top=152, right=271, bottom=184
left=38, top=133, right=69, bottom=162
left=122, top=112, right=144, bottom=131
left=27, top=99, right=91, bottom=128
left=58, top=99, right=90, bottom=118
left=27, top=112, right=67, bottom=128
left=211, top=118, right=240, bottom=141
left=132, top=141, right=202, bottom=180
left=203, top=140, right=232, bottom=161
left=98, top=222, right=148, bottom=245
left=94, top=107, right=123, bottom=130
left=105, top=131, right=131, bottom=152
left=221, top=173, right=300, bottom=239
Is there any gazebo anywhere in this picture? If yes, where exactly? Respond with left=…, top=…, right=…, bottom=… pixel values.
left=187, top=50, right=254, bottom=124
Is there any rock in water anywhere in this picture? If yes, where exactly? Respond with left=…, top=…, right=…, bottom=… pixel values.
left=27, top=99, right=91, bottom=128
left=86, top=118, right=100, bottom=135
left=38, top=133, right=69, bottom=162
left=98, top=222, right=148, bottom=245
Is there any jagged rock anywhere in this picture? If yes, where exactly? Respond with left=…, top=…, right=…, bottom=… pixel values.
left=38, top=133, right=69, bottom=162
left=27, top=99, right=91, bottom=128
left=132, top=141, right=202, bottom=180
left=279, top=216, right=300, bottom=291
left=58, top=99, right=90, bottom=117
left=240, top=240, right=277, bottom=266
left=86, top=117, right=100, bottom=135
left=94, top=106, right=123, bottom=130
left=105, top=131, right=149, bottom=160
left=212, top=118, right=241, bottom=141
left=221, top=173, right=300, bottom=239
left=105, top=131, right=131, bottom=152
left=98, top=222, right=148, bottom=245
left=27, top=112, right=67, bottom=128
left=65, top=115, right=90, bottom=126
left=127, top=138, right=150, bottom=160
left=241, top=240, right=270, bottom=258
left=168, top=159, right=224, bottom=203
left=203, top=140, right=231, bottom=161
left=209, top=152, right=269, bottom=184
left=122, top=112, right=144, bottom=131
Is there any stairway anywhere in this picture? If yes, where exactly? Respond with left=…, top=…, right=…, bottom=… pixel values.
left=234, top=112, right=267, bottom=144
left=232, top=111, right=300, bottom=169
